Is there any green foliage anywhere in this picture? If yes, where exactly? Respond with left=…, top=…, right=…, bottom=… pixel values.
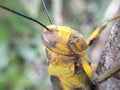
left=0, top=0, right=51, bottom=90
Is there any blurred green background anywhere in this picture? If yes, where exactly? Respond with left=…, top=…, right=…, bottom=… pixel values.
left=0, top=0, right=110, bottom=90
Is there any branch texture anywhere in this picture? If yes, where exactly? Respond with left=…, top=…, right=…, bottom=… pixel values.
left=96, top=20, right=120, bottom=90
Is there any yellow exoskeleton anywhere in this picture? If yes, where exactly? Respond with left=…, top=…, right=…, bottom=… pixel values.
left=42, top=14, right=120, bottom=90
left=0, top=3, right=120, bottom=90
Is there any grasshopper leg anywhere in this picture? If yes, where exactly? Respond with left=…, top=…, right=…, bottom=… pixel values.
left=86, top=14, right=120, bottom=46
left=82, top=57, right=120, bottom=85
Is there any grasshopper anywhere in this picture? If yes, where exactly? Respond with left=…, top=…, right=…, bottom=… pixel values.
left=42, top=16, right=120, bottom=90
left=0, top=1, right=120, bottom=90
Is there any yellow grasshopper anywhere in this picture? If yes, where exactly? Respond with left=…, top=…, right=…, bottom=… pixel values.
left=42, top=15, right=120, bottom=90
left=0, top=3, right=120, bottom=90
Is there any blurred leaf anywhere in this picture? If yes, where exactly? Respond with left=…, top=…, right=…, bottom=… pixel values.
left=0, top=44, right=9, bottom=69
left=0, top=18, right=10, bottom=43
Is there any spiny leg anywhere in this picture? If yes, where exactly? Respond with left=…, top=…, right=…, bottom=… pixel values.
left=85, top=14, right=120, bottom=84
left=85, top=15, right=120, bottom=83
left=86, top=14, right=120, bottom=46
left=94, top=61, right=120, bottom=84
left=81, top=57, right=120, bottom=85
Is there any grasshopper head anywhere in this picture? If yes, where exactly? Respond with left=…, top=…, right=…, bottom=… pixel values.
left=42, top=25, right=88, bottom=55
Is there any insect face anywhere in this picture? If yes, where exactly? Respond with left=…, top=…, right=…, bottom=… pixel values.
left=42, top=25, right=88, bottom=56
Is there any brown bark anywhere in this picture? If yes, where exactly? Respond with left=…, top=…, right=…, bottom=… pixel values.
left=96, top=20, right=120, bottom=90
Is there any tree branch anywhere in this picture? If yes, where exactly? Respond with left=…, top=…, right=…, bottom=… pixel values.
left=96, top=20, right=120, bottom=90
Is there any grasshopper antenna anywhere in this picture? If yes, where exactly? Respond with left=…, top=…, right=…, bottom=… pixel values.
left=41, top=0, right=53, bottom=24
left=0, top=5, right=50, bottom=31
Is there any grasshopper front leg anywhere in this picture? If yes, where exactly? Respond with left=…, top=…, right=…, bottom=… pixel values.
left=81, top=56, right=120, bottom=85
left=84, top=14, right=120, bottom=85
left=86, top=14, right=120, bottom=46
